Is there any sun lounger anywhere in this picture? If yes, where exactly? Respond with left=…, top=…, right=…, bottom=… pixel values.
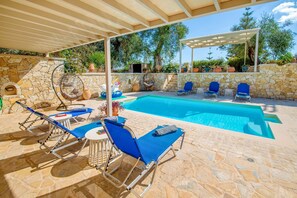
left=204, top=81, right=220, bottom=98
left=235, top=83, right=251, bottom=101
left=100, top=118, right=185, bottom=197
left=36, top=113, right=126, bottom=160
left=177, top=81, right=193, bottom=95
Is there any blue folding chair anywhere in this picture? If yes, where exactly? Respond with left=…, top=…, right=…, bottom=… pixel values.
left=100, top=118, right=185, bottom=197
left=177, top=81, right=193, bottom=95
left=35, top=112, right=126, bottom=160
left=235, top=83, right=251, bottom=101
left=204, top=81, right=220, bottom=98
left=16, top=101, right=93, bottom=133
left=50, top=107, right=94, bottom=123
left=16, top=101, right=49, bottom=133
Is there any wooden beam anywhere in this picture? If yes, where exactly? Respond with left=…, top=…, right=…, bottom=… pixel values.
left=13, top=0, right=119, bottom=36
left=0, top=21, right=81, bottom=43
left=0, top=24, right=75, bottom=43
left=0, top=42, right=48, bottom=53
left=0, top=37, right=60, bottom=48
left=64, top=0, right=134, bottom=31
left=0, top=8, right=101, bottom=40
left=213, top=0, right=221, bottom=11
left=175, top=0, right=192, bottom=17
left=0, top=32, right=62, bottom=47
left=27, top=0, right=119, bottom=34
left=0, top=15, right=94, bottom=40
left=102, top=0, right=150, bottom=27
left=138, top=0, right=169, bottom=22
left=2, top=0, right=108, bottom=37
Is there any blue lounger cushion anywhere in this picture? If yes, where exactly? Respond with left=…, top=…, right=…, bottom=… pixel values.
left=137, top=126, right=183, bottom=164
left=50, top=108, right=93, bottom=118
left=54, top=116, right=126, bottom=139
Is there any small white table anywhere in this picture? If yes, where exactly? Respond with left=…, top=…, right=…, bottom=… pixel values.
left=85, top=127, right=110, bottom=167
left=224, top=89, right=234, bottom=97
left=197, top=87, right=204, bottom=95
left=49, top=114, right=72, bottom=140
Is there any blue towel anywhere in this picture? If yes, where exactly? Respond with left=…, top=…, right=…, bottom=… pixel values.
left=154, top=125, right=178, bottom=136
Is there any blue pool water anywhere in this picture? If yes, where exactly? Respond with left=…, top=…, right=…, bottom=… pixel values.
left=123, top=95, right=275, bottom=139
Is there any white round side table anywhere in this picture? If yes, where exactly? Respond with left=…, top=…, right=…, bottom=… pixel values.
left=85, top=127, right=111, bottom=167
left=224, top=88, right=234, bottom=97
left=197, top=87, right=204, bottom=95
left=49, top=114, right=72, bottom=140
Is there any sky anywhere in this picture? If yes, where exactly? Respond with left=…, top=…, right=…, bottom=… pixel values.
left=177, top=0, right=297, bottom=63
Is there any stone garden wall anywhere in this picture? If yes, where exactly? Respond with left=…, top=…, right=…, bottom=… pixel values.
left=1, top=53, right=296, bottom=114
left=0, top=54, right=64, bottom=114
left=80, top=73, right=177, bottom=96
left=178, top=63, right=297, bottom=100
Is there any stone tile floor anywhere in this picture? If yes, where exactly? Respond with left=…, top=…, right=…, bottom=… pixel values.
left=0, top=92, right=297, bottom=197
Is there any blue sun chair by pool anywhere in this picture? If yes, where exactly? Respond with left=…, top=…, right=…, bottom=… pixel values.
left=16, top=101, right=94, bottom=132
left=36, top=112, right=126, bottom=160
left=235, top=83, right=251, bottom=101
left=177, top=81, right=193, bottom=95
left=50, top=107, right=94, bottom=123
left=100, top=117, right=185, bottom=197
left=204, top=82, right=220, bottom=98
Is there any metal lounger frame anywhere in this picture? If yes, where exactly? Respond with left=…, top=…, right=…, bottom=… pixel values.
left=37, top=114, right=88, bottom=160
left=100, top=121, right=185, bottom=198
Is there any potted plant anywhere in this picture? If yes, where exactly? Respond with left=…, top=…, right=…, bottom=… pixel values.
left=228, top=66, right=236, bottom=72
left=88, top=52, right=105, bottom=72
left=242, top=65, right=249, bottom=72
left=213, top=66, right=222, bottom=72
left=192, top=61, right=199, bottom=73
left=99, top=101, right=124, bottom=116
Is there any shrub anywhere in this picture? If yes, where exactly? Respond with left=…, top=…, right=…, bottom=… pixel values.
left=163, top=63, right=179, bottom=73
left=193, top=59, right=225, bottom=68
left=88, top=51, right=105, bottom=68
left=227, top=57, right=251, bottom=72
left=278, top=52, right=294, bottom=65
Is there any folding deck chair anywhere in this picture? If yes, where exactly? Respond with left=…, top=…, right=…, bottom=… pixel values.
left=16, top=101, right=48, bottom=134
left=49, top=107, right=94, bottom=123
left=177, top=81, right=193, bottom=95
left=36, top=112, right=126, bottom=160
left=204, top=81, right=220, bottom=98
left=16, top=101, right=93, bottom=133
left=100, top=118, right=185, bottom=197
left=235, top=83, right=251, bottom=101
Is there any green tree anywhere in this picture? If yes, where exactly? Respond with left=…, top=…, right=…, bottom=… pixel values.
left=259, top=14, right=295, bottom=60
left=140, top=23, right=188, bottom=67
left=221, top=7, right=261, bottom=65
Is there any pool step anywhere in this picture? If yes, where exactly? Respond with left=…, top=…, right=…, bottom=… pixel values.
left=245, top=122, right=263, bottom=137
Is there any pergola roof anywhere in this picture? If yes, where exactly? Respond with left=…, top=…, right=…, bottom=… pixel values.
left=0, top=0, right=273, bottom=53
left=180, top=28, right=260, bottom=48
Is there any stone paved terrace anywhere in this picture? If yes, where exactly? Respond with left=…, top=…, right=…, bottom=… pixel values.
left=1, top=92, right=297, bottom=198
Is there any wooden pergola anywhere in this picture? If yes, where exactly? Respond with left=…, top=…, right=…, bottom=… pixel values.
left=0, top=0, right=273, bottom=115
left=179, top=28, right=260, bottom=72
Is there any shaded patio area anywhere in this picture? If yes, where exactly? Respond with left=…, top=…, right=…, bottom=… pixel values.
left=1, top=92, right=297, bottom=197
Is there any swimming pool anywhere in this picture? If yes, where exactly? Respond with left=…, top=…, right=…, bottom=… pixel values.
left=123, top=95, right=276, bottom=139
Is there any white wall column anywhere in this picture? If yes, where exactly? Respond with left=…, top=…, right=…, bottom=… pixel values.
left=244, top=41, right=247, bottom=65
left=191, top=48, right=194, bottom=73
left=179, top=42, right=182, bottom=73
left=45, top=53, right=50, bottom=57
left=254, top=31, right=259, bottom=72
left=104, top=37, right=112, bottom=116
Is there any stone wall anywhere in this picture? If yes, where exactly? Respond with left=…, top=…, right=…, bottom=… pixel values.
left=0, top=54, right=64, bottom=114
left=80, top=73, right=177, bottom=96
left=178, top=64, right=297, bottom=100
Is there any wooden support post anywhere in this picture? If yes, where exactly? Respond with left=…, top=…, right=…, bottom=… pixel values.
left=254, top=31, right=259, bottom=72
left=191, top=48, right=194, bottom=73
left=104, top=37, right=112, bottom=116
